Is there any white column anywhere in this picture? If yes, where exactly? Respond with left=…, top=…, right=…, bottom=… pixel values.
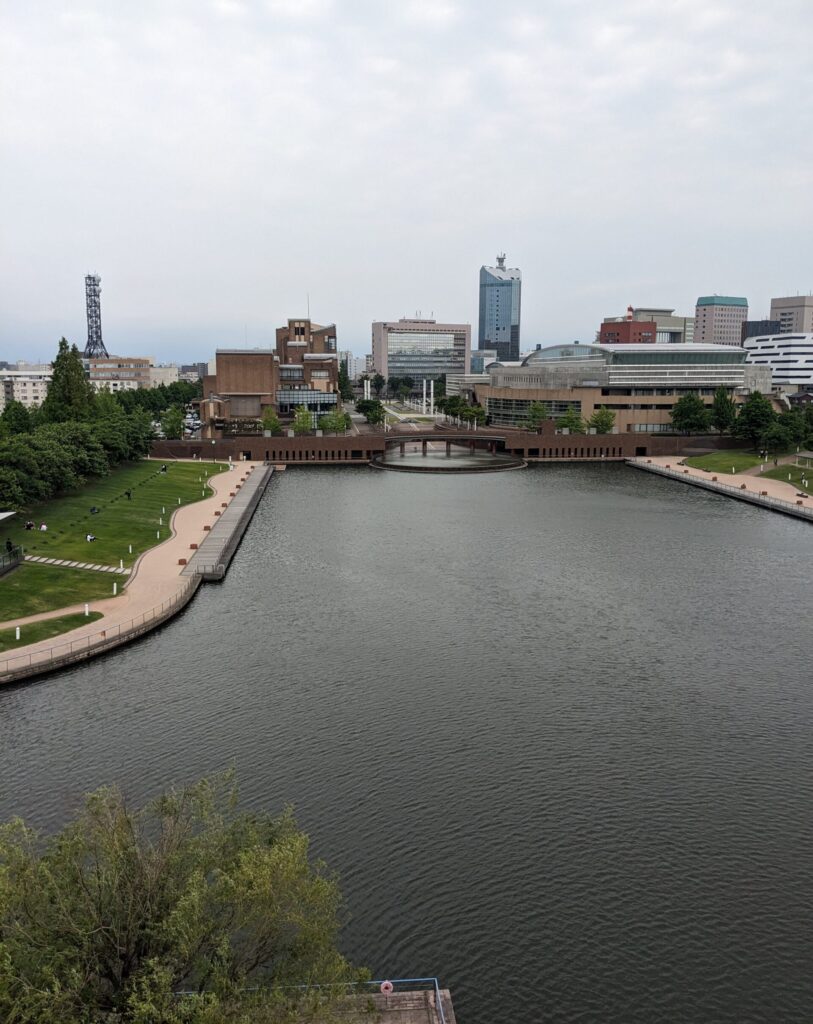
left=430, top=378, right=434, bottom=417
left=422, top=379, right=427, bottom=415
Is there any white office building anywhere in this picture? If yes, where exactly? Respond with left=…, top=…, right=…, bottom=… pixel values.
left=744, top=333, right=813, bottom=389
left=0, top=367, right=52, bottom=411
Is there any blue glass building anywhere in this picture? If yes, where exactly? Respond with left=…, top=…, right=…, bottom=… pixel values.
left=478, top=254, right=522, bottom=362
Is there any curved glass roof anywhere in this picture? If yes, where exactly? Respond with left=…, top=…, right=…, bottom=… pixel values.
left=521, top=345, right=607, bottom=366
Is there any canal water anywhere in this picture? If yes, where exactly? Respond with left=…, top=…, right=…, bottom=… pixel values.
left=1, top=464, right=812, bottom=1023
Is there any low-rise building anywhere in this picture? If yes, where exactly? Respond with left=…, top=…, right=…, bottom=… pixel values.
left=0, top=367, right=52, bottom=410
left=744, top=333, right=813, bottom=389
left=601, top=306, right=694, bottom=344
left=149, top=364, right=180, bottom=387
left=742, top=320, right=780, bottom=343
left=474, top=343, right=773, bottom=432
left=88, top=357, right=152, bottom=389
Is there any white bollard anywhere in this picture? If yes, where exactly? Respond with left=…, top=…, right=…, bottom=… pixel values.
left=178, top=497, right=181, bottom=505
left=113, top=582, right=117, bottom=596
left=15, top=627, right=20, bottom=641
left=119, top=559, right=123, bottom=569
left=159, top=517, right=163, bottom=525
left=156, top=530, right=160, bottom=539
left=128, top=544, right=132, bottom=554
left=84, top=603, right=89, bottom=617
left=162, top=506, right=165, bottom=514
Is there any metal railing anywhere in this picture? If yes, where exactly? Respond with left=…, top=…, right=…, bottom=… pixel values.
left=0, top=545, right=23, bottom=578
left=0, top=576, right=200, bottom=680
left=628, top=459, right=813, bottom=521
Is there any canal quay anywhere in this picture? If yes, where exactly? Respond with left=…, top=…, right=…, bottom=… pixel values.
left=1, top=463, right=812, bottom=1023
left=0, top=461, right=273, bottom=684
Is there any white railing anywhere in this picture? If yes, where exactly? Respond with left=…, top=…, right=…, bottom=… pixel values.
left=0, top=577, right=200, bottom=680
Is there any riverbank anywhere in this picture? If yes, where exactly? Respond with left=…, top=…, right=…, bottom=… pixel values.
left=628, top=456, right=813, bottom=521
left=0, top=461, right=270, bottom=684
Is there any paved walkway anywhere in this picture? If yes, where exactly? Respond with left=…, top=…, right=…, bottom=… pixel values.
left=636, top=456, right=813, bottom=513
left=24, top=554, right=130, bottom=575
left=1, top=462, right=264, bottom=639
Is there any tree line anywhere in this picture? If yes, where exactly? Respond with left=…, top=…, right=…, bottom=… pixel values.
left=670, top=387, right=812, bottom=451
left=0, top=340, right=179, bottom=510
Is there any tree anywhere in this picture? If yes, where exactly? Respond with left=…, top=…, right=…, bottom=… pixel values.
left=710, top=386, right=738, bottom=435
left=397, top=384, right=410, bottom=401
left=372, top=373, right=385, bottom=397
left=778, top=408, right=807, bottom=446
left=761, top=421, right=792, bottom=455
left=588, top=406, right=616, bottom=434
left=734, top=390, right=776, bottom=447
left=434, top=374, right=446, bottom=399
left=0, top=400, right=32, bottom=437
left=40, top=338, right=96, bottom=423
left=670, top=393, right=711, bottom=434
left=355, top=399, right=385, bottom=425
left=0, top=467, right=25, bottom=510
left=337, top=361, right=353, bottom=402
left=261, top=407, right=283, bottom=435
left=318, top=410, right=349, bottom=434
left=0, top=773, right=364, bottom=1023
left=524, top=401, right=549, bottom=430
left=160, top=405, right=185, bottom=440
left=556, top=406, right=586, bottom=434
left=292, top=405, right=313, bottom=435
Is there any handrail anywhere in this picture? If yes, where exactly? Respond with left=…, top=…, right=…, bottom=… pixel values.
left=628, top=459, right=813, bottom=521
left=0, top=576, right=199, bottom=678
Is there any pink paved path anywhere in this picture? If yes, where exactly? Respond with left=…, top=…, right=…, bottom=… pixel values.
left=1, top=461, right=264, bottom=653
left=642, top=456, right=813, bottom=511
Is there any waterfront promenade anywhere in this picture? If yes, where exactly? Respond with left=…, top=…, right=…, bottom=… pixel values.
left=0, top=460, right=268, bottom=681
left=629, top=456, right=813, bottom=520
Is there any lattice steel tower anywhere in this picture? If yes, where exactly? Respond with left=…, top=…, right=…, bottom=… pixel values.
left=84, top=274, right=108, bottom=358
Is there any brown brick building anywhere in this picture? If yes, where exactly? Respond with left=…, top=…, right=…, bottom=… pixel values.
left=199, top=319, right=339, bottom=436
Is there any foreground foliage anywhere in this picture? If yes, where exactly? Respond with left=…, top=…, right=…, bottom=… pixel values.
left=0, top=773, right=366, bottom=1023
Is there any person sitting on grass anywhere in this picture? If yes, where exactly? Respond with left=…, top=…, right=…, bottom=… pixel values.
left=86, top=533, right=97, bottom=543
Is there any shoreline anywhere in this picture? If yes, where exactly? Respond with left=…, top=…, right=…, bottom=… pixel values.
left=628, top=457, right=813, bottom=522
left=0, top=460, right=270, bottom=685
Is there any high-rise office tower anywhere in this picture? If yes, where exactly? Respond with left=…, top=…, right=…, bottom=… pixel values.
left=694, top=296, right=748, bottom=346
left=479, top=254, right=521, bottom=361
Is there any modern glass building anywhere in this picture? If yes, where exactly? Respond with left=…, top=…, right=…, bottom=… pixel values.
left=371, top=318, right=470, bottom=387
left=479, top=254, right=521, bottom=362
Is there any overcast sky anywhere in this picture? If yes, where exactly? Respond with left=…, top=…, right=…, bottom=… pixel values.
left=1, top=0, right=812, bottom=362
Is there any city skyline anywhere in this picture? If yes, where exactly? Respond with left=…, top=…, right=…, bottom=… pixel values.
left=2, top=1, right=812, bottom=362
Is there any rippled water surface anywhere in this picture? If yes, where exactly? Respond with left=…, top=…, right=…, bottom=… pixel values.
left=2, top=464, right=812, bottom=1022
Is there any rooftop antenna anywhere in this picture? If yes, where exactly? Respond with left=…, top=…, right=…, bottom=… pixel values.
left=496, top=253, right=506, bottom=270
left=83, top=274, right=108, bottom=358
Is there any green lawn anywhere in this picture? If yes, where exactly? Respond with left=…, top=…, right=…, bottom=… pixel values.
left=683, top=450, right=764, bottom=474
left=763, top=463, right=813, bottom=496
left=0, top=611, right=103, bottom=653
left=0, top=563, right=117, bottom=621
left=2, top=461, right=227, bottom=568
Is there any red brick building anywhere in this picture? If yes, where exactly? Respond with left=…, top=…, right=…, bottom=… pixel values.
left=598, top=320, right=658, bottom=345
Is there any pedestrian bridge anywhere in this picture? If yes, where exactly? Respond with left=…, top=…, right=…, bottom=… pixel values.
left=373, top=434, right=525, bottom=473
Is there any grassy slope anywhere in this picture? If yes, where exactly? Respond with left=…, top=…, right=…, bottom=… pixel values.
left=683, top=450, right=764, bottom=473
left=0, top=611, right=104, bottom=653
left=0, top=563, right=117, bottom=621
left=763, top=463, right=813, bottom=496
left=3, top=461, right=226, bottom=568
